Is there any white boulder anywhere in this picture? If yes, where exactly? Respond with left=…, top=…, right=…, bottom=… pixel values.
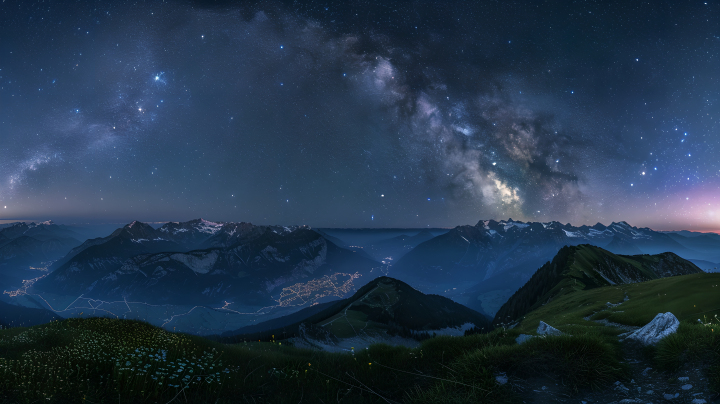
left=626, top=312, right=679, bottom=345
left=537, top=321, right=563, bottom=336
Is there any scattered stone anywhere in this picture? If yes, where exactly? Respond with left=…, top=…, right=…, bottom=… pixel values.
left=515, top=334, right=534, bottom=344
left=678, top=376, right=690, bottom=382
left=495, top=373, right=508, bottom=385
left=646, top=390, right=653, bottom=394
left=681, top=384, right=693, bottom=390
left=614, top=381, right=630, bottom=392
left=691, top=399, right=707, bottom=404
left=537, top=321, right=563, bottom=336
left=663, top=392, right=679, bottom=400
left=642, top=367, right=652, bottom=376
left=626, top=312, right=679, bottom=345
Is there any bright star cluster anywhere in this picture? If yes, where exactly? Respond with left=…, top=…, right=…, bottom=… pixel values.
left=0, top=1, right=718, bottom=231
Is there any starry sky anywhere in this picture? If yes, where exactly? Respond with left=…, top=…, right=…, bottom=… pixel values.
left=1, top=0, right=719, bottom=230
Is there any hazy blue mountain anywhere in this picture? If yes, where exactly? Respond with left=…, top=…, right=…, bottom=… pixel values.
left=0, top=300, right=63, bottom=328
left=35, top=221, right=183, bottom=294
left=364, top=229, right=436, bottom=262
left=0, top=221, right=83, bottom=284
left=33, top=220, right=381, bottom=308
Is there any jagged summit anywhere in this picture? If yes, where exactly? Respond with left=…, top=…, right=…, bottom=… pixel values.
left=110, top=220, right=160, bottom=240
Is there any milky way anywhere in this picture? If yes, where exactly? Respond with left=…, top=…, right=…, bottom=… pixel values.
left=1, top=1, right=719, bottom=230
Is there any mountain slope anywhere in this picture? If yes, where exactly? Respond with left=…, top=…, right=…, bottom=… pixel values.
left=34, top=221, right=182, bottom=294
left=0, top=221, right=82, bottom=282
left=89, top=228, right=378, bottom=305
left=220, top=276, right=492, bottom=344
left=0, top=301, right=63, bottom=328
left=493, top=244, right=702, bottom=325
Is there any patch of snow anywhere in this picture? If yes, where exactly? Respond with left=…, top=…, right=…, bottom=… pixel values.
left=196, top=219, right=223, bottom=235
left=587, top=228, right=609, bottom=237
left=460, top=235, right=469, bottom=243
left=261, top=246, right=288, bottom=263
left=563, top=229, right=582, bottom=238
left=131, top=238, right=149, bottom=243
left=503, top=222, right=528, bottom=230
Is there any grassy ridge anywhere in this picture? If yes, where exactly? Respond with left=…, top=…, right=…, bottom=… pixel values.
left=494, top=244, right=702, bottom=326
left=509, top=272, right=720, bottom=392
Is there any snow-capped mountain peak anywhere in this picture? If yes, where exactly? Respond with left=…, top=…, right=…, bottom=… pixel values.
left=196, top=219, right=224, bottom=235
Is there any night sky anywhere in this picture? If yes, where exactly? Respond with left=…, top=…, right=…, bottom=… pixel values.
left=1, top=1, right=719, bottom=230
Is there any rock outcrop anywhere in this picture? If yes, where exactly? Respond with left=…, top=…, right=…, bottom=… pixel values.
left=626, top=312, right=679, bottom=345
left=537, top=321, right=563, bottom=336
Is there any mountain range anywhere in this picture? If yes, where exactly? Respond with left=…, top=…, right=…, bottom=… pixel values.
left=0, top=217, right=715, bottom=337
left=32, top=219, right=380, bottom=307
left=390, top=219, right=718, bottom=316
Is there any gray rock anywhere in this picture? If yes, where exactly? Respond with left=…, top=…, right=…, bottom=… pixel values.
left=515, top=334, right=534, bottom=344
left=626, top=312, right=679, bottom=345
left=681, top=384, right=693, bottom=390
left=537, top=321, right=563, bottom=336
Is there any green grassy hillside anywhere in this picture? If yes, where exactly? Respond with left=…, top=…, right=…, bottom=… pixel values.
left=2, top=274, right=718, bottom=403
left=513, top=272, right=720, bottom=333
left=220, top=276, right=492, bottom=344
left=494, top=244, right=702, bottom=326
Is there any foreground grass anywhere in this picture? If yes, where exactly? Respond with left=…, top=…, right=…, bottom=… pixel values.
left=0, top=316, right=629, bottom=403
left=509, top=272, right=720, bottom=394
left=3, top=274, right=717, bottom=402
